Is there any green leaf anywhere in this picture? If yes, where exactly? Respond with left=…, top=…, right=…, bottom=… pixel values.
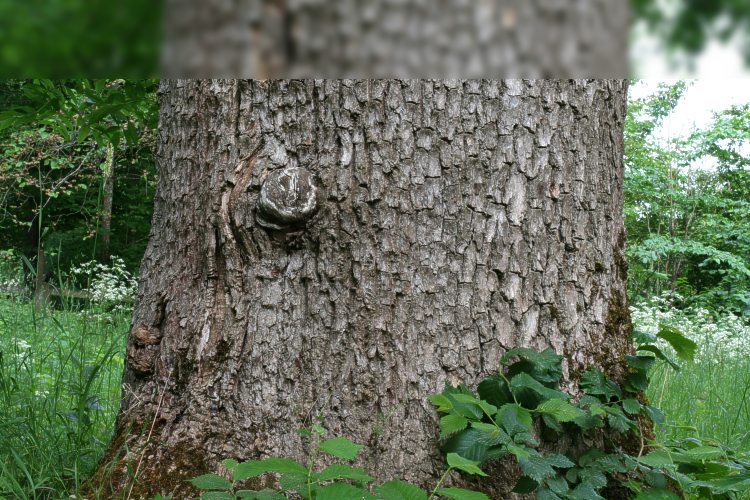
left=278, top=473, right=307, bottom=493
left=436, top=487, right=490, bottom=500
left=440, top=414, right=469, bottom=438
left=497, top=404, right=533, bottom=436
left=315, top=464, right=374, bottom=483
left=502, top=348, right=563, bottom=384
left=604, top=406, right=635, bottom=433
left=446, top=453, right=487, bottom=476
left=638, top=450, right=674, bottom=468
left=233, top=458, right=308, bottom=481
left=222, top=459, right=239, bottom=472
left=200, top=492, right=235, bottom=500
left=510, top=373, right=569, bottom=403
left=580, top=369, right=622, bottom=400
left=428, top=393, right=453, bottom=412
left=316, top=482, right=376, bottom=500
left=626, top=355, right=657, bottom=372
left=442, top=429, right=490, bottom=462
left=512, top=476, right=538, bottom=493
left=519, top=454, right=556, bottom=482
left=676, top=445, right=724, bottom=462
left=189, top=474, right=232, bottom=491
left=236, top=490, right=286, bottom=500
left=622, top=399, right=642, bottom=415
left=635, top=345, right=681, bottom=371
left=442, top=385, right=484, bottom=419
left=477, top=374, right=513, bottom=407
left=657, top=325, right=697, bottom=361
left=535, top=399, right=585, bottom=422
left=633, top=489, right=680, bottom=500
left=319, top=437, right=365, bottom=461
left=374, top=480, right=428, bottom=500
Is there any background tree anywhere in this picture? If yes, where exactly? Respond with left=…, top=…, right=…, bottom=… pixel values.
left=0, top=79, right=159, bottom=297
left=89, top=79, right=632, bottom=498
left=625, top=82, right=750, bottom=316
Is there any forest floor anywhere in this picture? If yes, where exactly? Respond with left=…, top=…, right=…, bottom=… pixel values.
left=1, top=291, right=750, bottom=498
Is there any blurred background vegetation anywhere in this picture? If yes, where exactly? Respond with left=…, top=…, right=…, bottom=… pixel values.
left=0, top=0, right=750, bottom=76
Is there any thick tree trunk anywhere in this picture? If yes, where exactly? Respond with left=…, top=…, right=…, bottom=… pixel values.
left=162, top=1, right=629, bottom=77
left=93, top=80, right=631, bottom=498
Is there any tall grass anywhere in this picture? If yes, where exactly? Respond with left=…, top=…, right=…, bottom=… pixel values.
left=0, top=261, right=130, bottom=498
left=633, top=297, right=750, bottom=452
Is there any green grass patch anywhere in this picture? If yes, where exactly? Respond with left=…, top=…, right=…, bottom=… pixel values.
left=0, top=294, right=128, bottom=498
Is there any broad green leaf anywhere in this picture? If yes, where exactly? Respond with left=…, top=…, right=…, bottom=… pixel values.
left=442, top=385, right=484, bottom=419
left=510, top=373, right=569, bottom=402
left=657, top=325, right=697, bottom=361
left=477, top=374, right=513, bottom=407
left=319, top=437, right=364, bottom=461
left=580, top=369, right=622, bottom=400
left=427, top=393, right=453, bottom=412
left=233, top=458, right=308, bottom=481
left=374, top=480, right=428, bottom=500
left=506, top=443, right=531, bottom=460
left=201, top=492, right=235, bottom=500
left=535, top=399, right=585, bottom=422
left=316, top=482, right=376, bottom=500
left=442, top=429, right=490, bottom=462
left=236, top=490, right=286, bottom=499
left=604, top=406, right=635, bottom=433
left=469, top=422, right=499, bottom=434
left=519, top=454, right=556, bottom=482
left=315, top=464, right=374, bottom=482
left=502, top=348, right=563, bottom=384
left=440, top=414, right=469, bottom=438
left=676, top=445, right=724, bottom=462
left=446, top=453, right=487, bottom=476
left=448, top=394, right=498, bottom=418
left=633, top=489, right=680, bottom=500
left=622, top=399, right=642, bottom=415
left=638, top=450, right=674, bottom=468
left=635, top=345, right=681, bottom=371
left=497, top=403, right=532, bottom=435
left=568, top=482, right=605, bottom=500
left=189, top=474, right=232, bottom=491
left=436, top=487, right=490, bottom=500
left=222, top=459, right=239, bottom=472
left=512, top=475, right=538, bottom=494
left=625, top=355, right=657, bottom=372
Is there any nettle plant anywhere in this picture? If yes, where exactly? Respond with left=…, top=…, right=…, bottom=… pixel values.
left=190, top=335, right=750, bottom=499
left=189, top=423, right=488, bottom=500
left=431, top=339, right=750, bottom=499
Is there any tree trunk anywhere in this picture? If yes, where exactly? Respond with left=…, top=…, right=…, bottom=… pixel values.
left=99, top=142, right=115, bottom=262
left=93, top=80, right=631, bottom=498
left=162, top=1, right=629, bottom=77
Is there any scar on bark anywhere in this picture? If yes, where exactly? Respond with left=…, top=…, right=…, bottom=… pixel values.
left=256, top=166, right=321, bottom=230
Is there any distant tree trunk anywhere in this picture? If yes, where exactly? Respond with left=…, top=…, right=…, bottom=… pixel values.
left=92, top=80, right=631, bottom=498
left=33, top=244, right=49, bottom=310
left=99, top=142, right=115, bottom=262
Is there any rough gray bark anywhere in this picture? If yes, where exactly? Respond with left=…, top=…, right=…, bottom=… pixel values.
left=93, top=80, right=631, bottom=498
left=162, top=1, right=629, bottom=77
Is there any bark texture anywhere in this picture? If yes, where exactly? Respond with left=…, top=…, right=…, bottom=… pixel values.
left=162, top=1, right=629, bottom=77
left=95, top=79, right=631, bottom=498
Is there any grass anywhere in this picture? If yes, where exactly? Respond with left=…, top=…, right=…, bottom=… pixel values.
left=648, top=347, right=750, bottom=451
left=0, top=292, right=129, bottom=499
left=635, top=300, right=750, bottom=453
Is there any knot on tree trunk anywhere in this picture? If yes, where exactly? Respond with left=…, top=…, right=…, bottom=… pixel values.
left=256, top=167, right=320, bottom=230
